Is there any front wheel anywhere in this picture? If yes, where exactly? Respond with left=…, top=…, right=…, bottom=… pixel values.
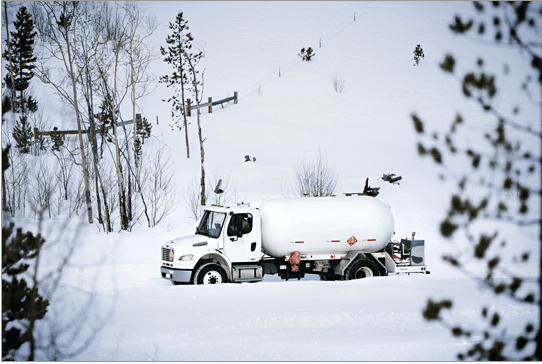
left=345, top=259, right=379, bottom=280
left=194, top=263, right=227, bottom=285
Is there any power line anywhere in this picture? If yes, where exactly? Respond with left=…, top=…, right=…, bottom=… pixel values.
left=155, top=3, right=372, bottom=121
left=238, top=4, right=371, bottom=100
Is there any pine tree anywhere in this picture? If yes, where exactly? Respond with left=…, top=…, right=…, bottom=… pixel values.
left=2, top=6, right=38, bottom=114
left=2, top=146, right=49, bottom=361
left=183, top=45, right=206, bottom=206
left=2, top=6, right=38, bottom=155
left=12, top=115, right=33, bottom=154
left=134, top=115, right=152, bottom=159
left=94, top=99, right=115, bottom=144
left=49, top=127, right=65, bottom=152
left=160, top=12, right=196, bottom=159
left=413, top=44, right=424, bottom=66
left=299, top=47, right=315, bottom=61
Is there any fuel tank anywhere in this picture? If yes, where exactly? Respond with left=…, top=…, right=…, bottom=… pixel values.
left=259, top=196, right=394, bottom=257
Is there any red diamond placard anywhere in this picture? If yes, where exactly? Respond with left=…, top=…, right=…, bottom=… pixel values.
left=347, top=236, right=358, bottom=246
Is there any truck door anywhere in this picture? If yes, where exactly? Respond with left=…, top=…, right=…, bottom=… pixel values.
left=224, top=213, right=260, bottom=262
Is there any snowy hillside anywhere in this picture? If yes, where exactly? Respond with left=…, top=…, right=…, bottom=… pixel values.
left=4, top=1, right=539, bottom=361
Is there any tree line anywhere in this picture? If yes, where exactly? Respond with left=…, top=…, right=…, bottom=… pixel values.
left=1, top=2, right=184, bottom=232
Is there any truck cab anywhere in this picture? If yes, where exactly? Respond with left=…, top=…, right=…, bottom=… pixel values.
left=160, top=204, right=264, bottom=285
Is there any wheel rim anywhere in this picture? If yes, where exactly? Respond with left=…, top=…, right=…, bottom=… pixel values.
left=203, top=270, right=223, bottom=284
left=354, top=266, right=374, bottom=279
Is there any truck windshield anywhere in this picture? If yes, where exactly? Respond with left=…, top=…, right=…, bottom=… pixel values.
left=195, top=211, right=226, bottom=238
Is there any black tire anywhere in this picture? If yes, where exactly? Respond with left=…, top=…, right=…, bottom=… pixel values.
left=194, top=263, right=227, bottom=285
left=319, top=273, right=339, bottom=281
left=172, top=281, right=190, bottom=286
left=345, top=259, right=379, bottom=280
left=319, top=273, right=328, bottom=281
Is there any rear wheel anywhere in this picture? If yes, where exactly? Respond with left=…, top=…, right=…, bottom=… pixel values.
left=195, top=263, right=227, bottom=285
left=345, top=259, right=379, bottom=280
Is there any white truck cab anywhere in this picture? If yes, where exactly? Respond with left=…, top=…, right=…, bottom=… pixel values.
left=160, top=203, right=264, bottom=285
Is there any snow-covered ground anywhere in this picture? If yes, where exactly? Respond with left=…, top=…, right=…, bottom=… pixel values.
left=22, top=217, right=538, bottom=361
left=4, top=1, right=539, bottom=361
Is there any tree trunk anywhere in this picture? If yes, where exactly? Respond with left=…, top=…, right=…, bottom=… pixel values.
left=186, top=56, right=205, bottom=206
left=120, top=121, right=133, bottom=227
left=98, top=166, right=112, bottom=233
left=198, top=104, right=205, bottom=206
left=98, top=61, right=128, bottom=231
left=111, top=61, right=128, bottom=230
left=177, top=32, right=190, bottom=160
left=112, top=110, right=128, bottom=231
left=64, top=26, right=93, bottom=224
left=85, top=62, right=104, bottom=227
left=2, top=3, right=15, bottom=111
left=2, top=3, right=12, bottom=214
left=537, top=81, right=542, bottom=361
left=183, top=103, right=190, bottom=159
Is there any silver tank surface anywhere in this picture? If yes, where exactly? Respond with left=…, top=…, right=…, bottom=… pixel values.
left=259, top=196, right=395, bottom=257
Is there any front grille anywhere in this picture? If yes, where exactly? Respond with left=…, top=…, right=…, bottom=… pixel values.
left=162, top=247, right=173, bottom=262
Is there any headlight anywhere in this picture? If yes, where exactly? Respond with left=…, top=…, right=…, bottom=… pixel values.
left=179, top=254, right=194, bottom=261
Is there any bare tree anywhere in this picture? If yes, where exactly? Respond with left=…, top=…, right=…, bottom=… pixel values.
left=32, top=1, right=93, bottom=224
left=52, top=147, right=72, bottom=201
left=27, top=109, right=51, bottom=156
left=97, top=161, right=118, bottom=229
left=183, top=46, right=206, bottom=205
left=122, top=2, right=158, bottom=228
left=332, top=74, right=345, bottom=93
left=27, top=160, right=56, bottom=219
left=183, top=174, right=203, bottom=221
left=140, top=145, right=176, bottom=227
left=294, top=149, right=338, bottom=197
left=182, top=172, right=237, bottom=222
left=122, top=1, right=158, bottom=164
left=95, top=5, right=132, bottom=231
left=89, top=3, right=158, bottom=231
left=74, top=1, right=112, bottom=232
left=1, top=127, right=31, bottom=217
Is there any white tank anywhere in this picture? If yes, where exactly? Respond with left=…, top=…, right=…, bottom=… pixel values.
left=259, top=196, right=394, bottom=257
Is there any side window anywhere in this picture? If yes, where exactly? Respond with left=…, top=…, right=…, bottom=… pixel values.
left=227, top=214, right=253, bottom=237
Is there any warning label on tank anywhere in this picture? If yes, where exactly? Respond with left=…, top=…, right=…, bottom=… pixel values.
left=347, top=236, right=358, bottom=246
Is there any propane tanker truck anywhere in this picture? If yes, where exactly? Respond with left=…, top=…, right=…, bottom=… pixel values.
left=160, top=192, right=430, bottom=285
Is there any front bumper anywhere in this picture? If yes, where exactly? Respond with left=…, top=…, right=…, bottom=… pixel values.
left=160, top=266, right=192, bottom=283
